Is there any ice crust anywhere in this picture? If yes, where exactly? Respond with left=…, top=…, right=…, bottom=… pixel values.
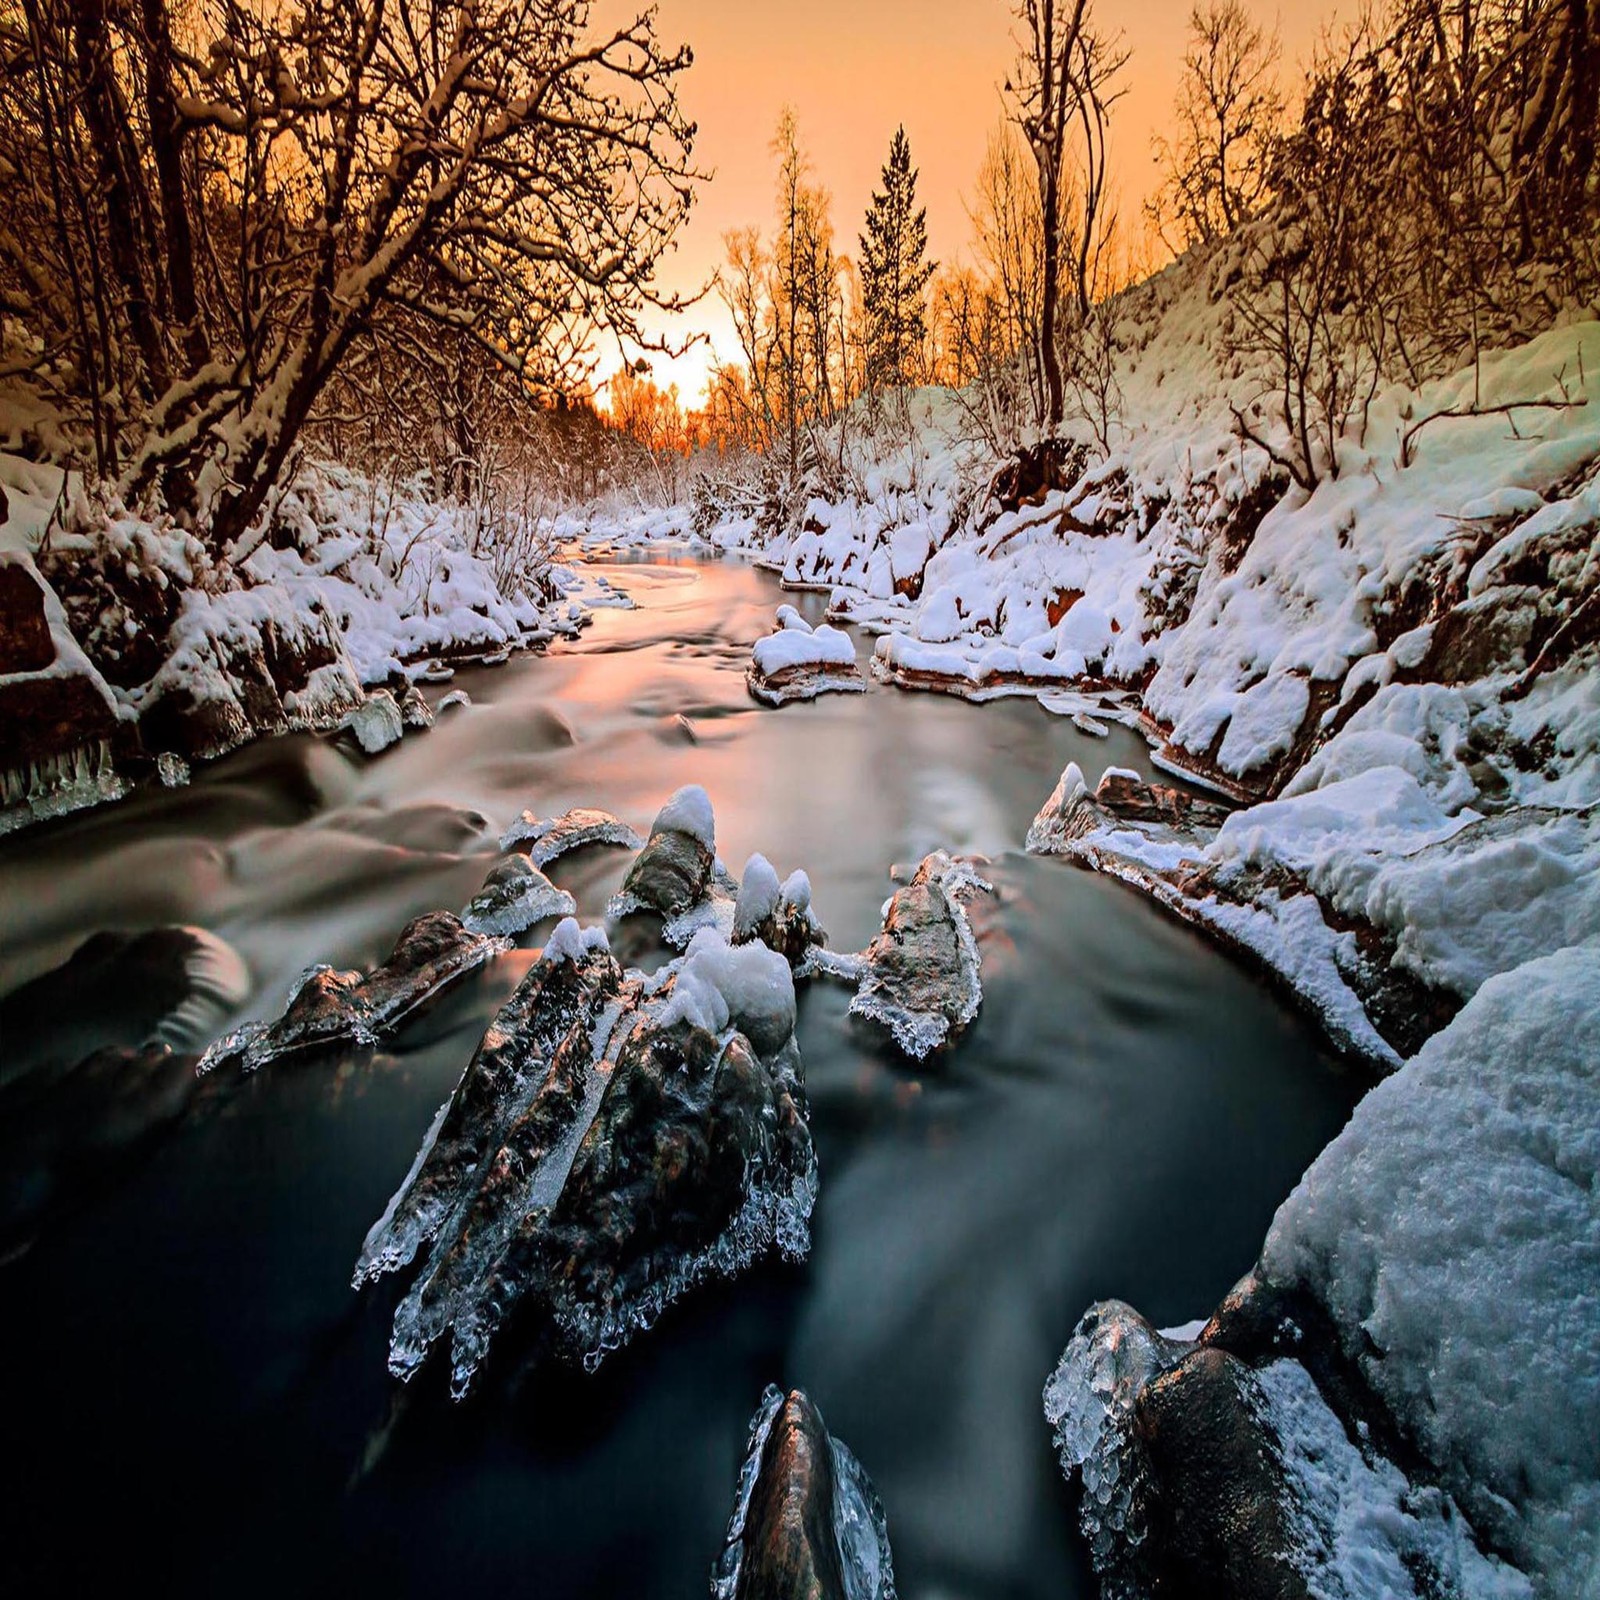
left=499, top=806, right=643, bottom=864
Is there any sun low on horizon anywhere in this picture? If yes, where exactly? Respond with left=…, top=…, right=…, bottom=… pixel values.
left=606, top=0, right=1346, bottom=407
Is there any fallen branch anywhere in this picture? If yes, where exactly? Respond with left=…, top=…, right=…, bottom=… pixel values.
left=1401, top=398, right=1588, bottom=469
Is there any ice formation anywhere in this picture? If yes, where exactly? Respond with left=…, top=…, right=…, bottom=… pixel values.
left=817, top=851, right=992, bottom=1059
left=460, top=856, right=576, bottom=937
left=197, top=912, right=505, bottom=1075
left=499, top=805, right=643, bottom=865
left=712, top=1385, right=897, bottom=1600
left=342, top=689, right=405, bottom=755
left=356, top=923, right=816, bottom=1395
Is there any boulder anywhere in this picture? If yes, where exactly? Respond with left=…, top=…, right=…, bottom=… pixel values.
left=198, top=911, right=505, bottom=1075
left=361, top=920, right=817, bottom=1396
left=460, top=855, right=576, bottom=937
left=713, top=1386, right=896, bottom=1600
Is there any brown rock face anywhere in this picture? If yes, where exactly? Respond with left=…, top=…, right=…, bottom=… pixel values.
left=736, top=1392, right=850, bottom=1600
left=1095, top=769, right=1231, bottom=830
left=0, top=560, right=56, bottom=671
left=1134, top=1348, right=1308, bottom=1600
left=618, top=826, right=714, bottom=917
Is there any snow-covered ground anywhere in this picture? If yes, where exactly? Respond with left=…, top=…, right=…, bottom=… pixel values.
left=0, top=452, right=587, bottom=824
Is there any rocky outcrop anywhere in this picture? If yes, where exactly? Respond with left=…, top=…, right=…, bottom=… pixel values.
left=358, top=919, right=816, bottom=1396
left=0, top=552, right=130, bottom=833
left=198, top=912, right=505, bottom=1075
left=712, top=1386, right=897, bottom=1600
left=811, top=851, right=991, bottom=1060
left=139, top=598, right=364, bottom=763
left=460, top=856, right=576, bottom=937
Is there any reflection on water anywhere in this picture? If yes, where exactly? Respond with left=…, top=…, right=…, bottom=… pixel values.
left=0, top=558, right=1357, bottom=1600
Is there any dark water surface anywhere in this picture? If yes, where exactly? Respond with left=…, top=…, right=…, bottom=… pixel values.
left=0, top=557, right=1357, bottom=1599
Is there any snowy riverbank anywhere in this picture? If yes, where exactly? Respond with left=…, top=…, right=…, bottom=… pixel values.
left=0, top=456, right=592, bottom=831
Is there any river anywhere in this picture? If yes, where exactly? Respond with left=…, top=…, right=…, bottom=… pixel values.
left=0, top=555, right=1358, bottom=1599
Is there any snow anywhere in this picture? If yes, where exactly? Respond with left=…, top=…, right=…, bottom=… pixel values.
left=731, top=852, right=782, bottom=940
left=657, top=927, right=797, bottom=1056
left=751, top=620, right=856, bottom=677
left=1262, top=939, right=1600, bottom=1596
left=780, top=869, right=812, bottom=914
left=650, top=783, right=715, bottom=847
left=343, top=689, right=404, bottom=754
left=540, top=917, right=611, bottom=965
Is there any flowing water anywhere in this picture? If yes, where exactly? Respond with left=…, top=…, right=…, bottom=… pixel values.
left=0, top=557, right=1358, bottom=1599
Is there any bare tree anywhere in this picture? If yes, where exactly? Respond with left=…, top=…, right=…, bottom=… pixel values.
left=1008, top=0, right=1128, bottom=429
left=1150, top=0, right=1284, bottom=251
left=0, top=0, right=700, bottom=554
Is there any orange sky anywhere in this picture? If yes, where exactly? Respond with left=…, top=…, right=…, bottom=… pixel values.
left=602, top=0, right=1345, bottom=405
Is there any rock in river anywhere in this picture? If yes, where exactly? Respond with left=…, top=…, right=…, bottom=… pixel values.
left=198, top=911, right=505, bottom=1075
left=358, top=917, right=817, bottom=1396
left=712, top=1385, right=897, bottom=1600
left=460, top=855, right=576, bottom=937
left=811, top=851, right=991, bottom=1060
left=500, top=805, right=643, bottom=866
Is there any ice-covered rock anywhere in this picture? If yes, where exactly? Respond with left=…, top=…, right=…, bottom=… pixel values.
left=824, top=851, right=992, bottom=1059
left=609, top=786, right=720, bottom=933
left=397, top=683, right=434, bottom=730
left=342, top=688, right=405, bottom=754
left=711, top=1385, right=897, bottom=1600
left=500, top=805, right=643, bottom=865
left=155, top=751, right=191, bottom=787
left=747, top=611, right=866, bottom=706
left=1044, top=1299, right=1530, bottom=1600
left=1044, top=942, right=1600, bottom=1600
left=460, top=856, right=576, bottom=937
left=437, top=689, right=471, bottom=713
left=358, top=923, right=816, bottom=1395
left=198, top=912, right=504, bottom=1075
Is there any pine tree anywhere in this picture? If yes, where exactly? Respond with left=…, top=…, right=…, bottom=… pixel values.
left=859, top=128, right=937, bottom=392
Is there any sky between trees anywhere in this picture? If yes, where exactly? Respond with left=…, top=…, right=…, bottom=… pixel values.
left=611, top=0, right=1351, bottom=404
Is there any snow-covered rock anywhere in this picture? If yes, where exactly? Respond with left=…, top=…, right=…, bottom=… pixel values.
left=1044, top=939, right=1600, bottom=1600
left=746, top=609, right=866, bottom=706
left=357, top=921, right=816, bottom=1395
left=342, top=688, right=405, bottom=755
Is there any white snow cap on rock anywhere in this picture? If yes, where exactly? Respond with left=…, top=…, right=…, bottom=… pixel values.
left=733, top=853, right=782, bottom=939
left=1263, top=938, right=1600, bottom=1597
left=751, top=622, right=856, bottom=678
left=658, top=926, right=796, bottom=1052
left=650, top=783, right=715, bottom=847
left=776, top=604, right=811, bottom=632
left=780, top=869, right=811, bottom=913
left=540, top=917, right=610, bottom=965
left=344, top=689, right=404, bottom=754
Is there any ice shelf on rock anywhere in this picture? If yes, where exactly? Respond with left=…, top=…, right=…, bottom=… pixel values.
left=1044, top=1299, right=1533, bottom=1600
left=809, top=851, right=991, bottom=1059
left=500, top=805, right=643, bottom=865
left=198, top=911, right=505, bottom=1075
left=356, top=922, right=816, bottom=1396
left=342, top=688, right=405, bottom=754
left=437, top=689, right=471, bottom=713
left=460, top=856, right=575, bottom=937
left=746, top=609, right=866, bottom=707
left=712, top=1385, right=897, bottom=1600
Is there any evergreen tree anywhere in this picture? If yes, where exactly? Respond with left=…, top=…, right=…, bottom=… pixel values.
left=859, top=128, right=937, bottom=391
